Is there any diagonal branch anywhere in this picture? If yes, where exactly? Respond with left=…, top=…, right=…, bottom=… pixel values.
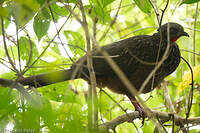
left=1, top=17, right=19, bottom=73
left=99, top=110, right=200, bottom=132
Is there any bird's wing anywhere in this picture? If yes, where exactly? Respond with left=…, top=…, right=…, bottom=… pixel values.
left=89, top=35, right=156, bottom=77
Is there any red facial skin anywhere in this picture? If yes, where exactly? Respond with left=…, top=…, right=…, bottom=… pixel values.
left=172, top=37, right=178, bottom=42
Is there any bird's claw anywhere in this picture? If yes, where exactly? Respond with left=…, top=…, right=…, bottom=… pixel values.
left=135, top=106, right=146, bottom=126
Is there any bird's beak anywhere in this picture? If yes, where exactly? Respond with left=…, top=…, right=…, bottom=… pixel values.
left=181, top=31, right=189, bottom=37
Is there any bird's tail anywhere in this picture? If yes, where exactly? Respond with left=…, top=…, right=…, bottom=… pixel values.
left=18, top=69, right=76, bottom=88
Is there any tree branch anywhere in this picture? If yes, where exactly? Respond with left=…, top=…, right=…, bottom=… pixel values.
left=99, top=110, right=200, bottom=132
left=0, top=69, right=73, bottom=88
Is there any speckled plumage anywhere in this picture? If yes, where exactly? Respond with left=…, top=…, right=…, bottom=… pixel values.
left=72, top=22, right=189, bottom=96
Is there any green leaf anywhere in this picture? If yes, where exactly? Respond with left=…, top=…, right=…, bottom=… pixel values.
left=103, top=0, right=115, bottom=6
left=37, top=82, right=68, bottom=102
left=50, top=42, right=61, bottom=56
left=133, top=0, right=152, bottom=13
left=19, top=36, right=39, bottom=64
left=64, top=89, right=81, bottom=104
left=50, top=2, right=69, bottom=22
left=8, top=0, right=39, bottom=26
left=63, top=30, right=85, bottom=56
left=0, top=87, right=17, bottom=128
left=87, top=0, right=113, bottom=23
left=0, top=46, right=5, bottom=57
left=181, top=0, right=200, bottom=4
left=142, top=121, right=155, bottom=133
left=33, top=8, right=51, bottom=41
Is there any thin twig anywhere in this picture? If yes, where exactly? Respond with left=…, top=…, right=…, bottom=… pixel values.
left=25, top=33, right=33, bottom=68
left=172, top=114, right=175, bottom=133
left=16, top=25, right=22, bottom=72
left=119, top=26, right=157, bottom=39
left=99, top=0, right=122, bottom=42
left=144, top=0, right=169, bottom=98
left=99, top=91, right=140, bottom=132
left=92, top=16, right=97, bottom=47
left=126, top=48, right=157, bottom=65
left=100, top=89, right=127, bottom=113
left=149, top=0, right=160, bottom=24
left=138, top=24, right=171, bottom=93
left=193, top=2, right=199, bottom=66
left=47, top=0, right=74, bottom=63
left=163, top=81, right=175, bottom=113
left=159, top=0, right=169, bottom=26
left=181, top=57, right=194, bottom=119
left=180, top=49, right=200, bottom=56
left=23, top=5, right=74, bottom=74
left=64, top=3, right=82, bottom=24
left=156, top=115, right=168, bottom=133
left=0, top=61, right=15, bottom=72
left=1, top=17, right=18, bottom=73
left=78, top=0, right=98, bottom=130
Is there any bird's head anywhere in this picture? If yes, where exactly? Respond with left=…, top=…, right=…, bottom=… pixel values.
left=157, top=22, right=189, bottom=42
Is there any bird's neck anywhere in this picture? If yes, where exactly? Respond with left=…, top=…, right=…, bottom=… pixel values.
left=172, top=37, right=178, bottom=42
left=153, top=33, right=176, bottom=43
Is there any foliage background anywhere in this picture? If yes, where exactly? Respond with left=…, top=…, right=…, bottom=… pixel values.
left=0, top=0, right=200, bottom=132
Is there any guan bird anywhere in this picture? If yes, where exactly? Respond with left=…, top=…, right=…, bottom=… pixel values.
left=17, top=22, right=189, bottom=115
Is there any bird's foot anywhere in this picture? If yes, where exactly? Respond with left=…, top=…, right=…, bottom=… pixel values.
left=134, top=105, right=147, bottom=126
left=127, top=95, right=151, bottom=125
left=127, top=105, right=147, bottom=126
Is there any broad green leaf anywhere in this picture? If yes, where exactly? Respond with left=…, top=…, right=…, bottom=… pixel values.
left=181, top=0, right=200, bottom=4
left=50, top=42, right=61, bottom=56
left=0, top=46, right=5, bottom=57
left=43, top=50, right=62, bottom=61
left=98, top=92, right=116, bottom=115
left=87, top=0, right=112, bottom=23
left=63, top=30, right=85, bottom=56
left=14, top=0, right=40, bottom=12
left=37, top=82, right=69, bottom=102
left=0, top=87, right=17, bottom=128
left=33, top=8, right=51, bottom=40
left=19, top=37, right=39, bottom=64
left=17, top=106, right=40, bottom=128
left=64, top=89, right=81, bottom=104
left=38, top=97, right=57, bottom=130
left=58, top=103, right=86, bottom=132
left=9, top=0, right=39, bottom=26
left=133, top=0, right=152, bottom=13
left=103, top=0, right=115, bottom=6
left=50, top=2, right=69, bottom=22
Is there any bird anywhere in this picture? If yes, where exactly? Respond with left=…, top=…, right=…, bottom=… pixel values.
left=18, top=22, right=189, bottom=114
